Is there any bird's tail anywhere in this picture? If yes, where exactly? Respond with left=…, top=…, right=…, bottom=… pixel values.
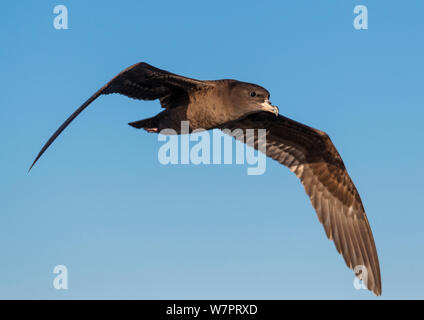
left=128, top=117, right=158, bottom=132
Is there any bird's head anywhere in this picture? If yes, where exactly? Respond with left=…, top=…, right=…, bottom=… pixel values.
left=229, top=81, right=279, bottom=117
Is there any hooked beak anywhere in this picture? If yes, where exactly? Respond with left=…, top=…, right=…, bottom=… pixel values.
left=260, top=99, right=279, bottom=116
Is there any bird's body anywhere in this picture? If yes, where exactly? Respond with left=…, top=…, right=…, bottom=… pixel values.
left=186, top=81, right=236, bottom=130
left=30, top=62, right=382, bottom=295
left=128, top=78, right=278, bottom=132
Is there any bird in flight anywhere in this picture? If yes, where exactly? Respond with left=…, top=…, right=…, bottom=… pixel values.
left=30, top=62, right=381, bottom=295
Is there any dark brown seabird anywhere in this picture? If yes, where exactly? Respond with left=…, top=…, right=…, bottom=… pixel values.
left=30, top=62, right=381, bottom=295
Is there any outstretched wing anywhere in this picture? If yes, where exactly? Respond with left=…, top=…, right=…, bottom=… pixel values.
left=29, top=62, right=208, bottom=170
left=221, top=112, right=382, bottom=295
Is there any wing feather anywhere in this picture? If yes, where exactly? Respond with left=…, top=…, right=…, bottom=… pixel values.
left=30, top=62, right=208, bottom=170
left=221, top=112, right=382, bottom=295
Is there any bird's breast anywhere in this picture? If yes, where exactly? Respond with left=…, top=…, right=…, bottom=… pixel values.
left=186, top=91, right=231, bottom=130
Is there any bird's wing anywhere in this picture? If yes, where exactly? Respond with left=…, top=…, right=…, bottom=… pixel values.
left=29, top=62, right=209, bottom=170
left=102, top=62, right=208, bottom=106
left=221, top=111, right=381, bottom=295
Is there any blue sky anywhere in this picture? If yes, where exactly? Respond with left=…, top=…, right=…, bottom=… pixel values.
left=1, top=0, right=423, bottom=299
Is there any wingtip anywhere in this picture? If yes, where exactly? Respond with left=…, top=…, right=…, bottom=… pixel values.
left=373, top=286, right=382, bottom=296
left=28, top=160, right=37, bottom=173
left=28, top=153, right=42, bottom=173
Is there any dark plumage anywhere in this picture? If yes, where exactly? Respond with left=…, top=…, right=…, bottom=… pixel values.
left=30, top=62, right=381, bottom=295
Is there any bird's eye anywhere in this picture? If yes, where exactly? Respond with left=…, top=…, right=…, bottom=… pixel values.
left=250, top=92, right=256, bottom=97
